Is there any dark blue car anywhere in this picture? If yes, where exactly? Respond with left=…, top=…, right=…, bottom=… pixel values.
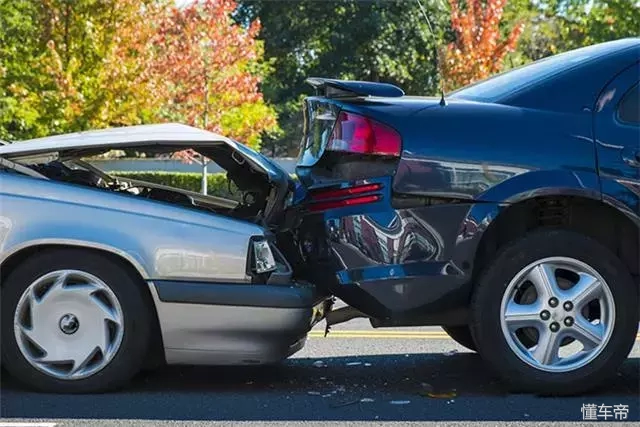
left=282, top=38, right=640, bottom=395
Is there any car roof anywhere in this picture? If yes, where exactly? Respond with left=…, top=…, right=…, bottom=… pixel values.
left=0, top=123, right=230, bottom=158
left=450, top=38, right=640, bottom=104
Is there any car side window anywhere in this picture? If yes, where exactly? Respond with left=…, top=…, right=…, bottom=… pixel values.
left=618, top=82, right=639, bottom=125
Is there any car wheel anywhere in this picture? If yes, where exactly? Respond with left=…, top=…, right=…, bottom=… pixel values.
left=470, top=229, right=639, bottom=395
left=442, top=325, right=477, bottom=352
left=1, top=248, right=152, bottom=393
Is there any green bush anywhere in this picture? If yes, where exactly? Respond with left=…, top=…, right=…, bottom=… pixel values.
left=112, top=171, right=241, bottom=200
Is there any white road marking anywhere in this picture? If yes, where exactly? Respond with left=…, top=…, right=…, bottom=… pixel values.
left=0, top=423, right=57, bottom=427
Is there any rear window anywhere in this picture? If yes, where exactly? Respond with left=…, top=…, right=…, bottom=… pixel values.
left=618, top=83, right=639, bottom=124
left=449, top=40, right=634, bottom=103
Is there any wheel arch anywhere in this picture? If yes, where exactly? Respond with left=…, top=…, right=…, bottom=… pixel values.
left=472, top=194, right=640, bottom=285
left=0, top=239, right=149, bottom=281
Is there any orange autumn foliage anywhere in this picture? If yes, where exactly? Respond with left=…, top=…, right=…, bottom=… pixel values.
left=152, top=0, right=277, bottom=151
left=443, top=0, right=524, bottom=91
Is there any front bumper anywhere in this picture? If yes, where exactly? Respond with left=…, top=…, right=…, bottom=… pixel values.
left=148, top=280, right=329, bottom=365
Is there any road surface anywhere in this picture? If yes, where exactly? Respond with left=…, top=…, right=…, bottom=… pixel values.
left=1, top=317, right=638, bottom=426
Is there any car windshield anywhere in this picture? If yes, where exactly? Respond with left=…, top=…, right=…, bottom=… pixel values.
left=449, top=39, right=633, bottom=103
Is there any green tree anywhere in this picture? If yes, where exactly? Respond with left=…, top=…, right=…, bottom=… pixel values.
left=235, top=0, right=449, bottom=156
left=0, top=0, right=164, bottom=140
left=0, top=0, right=47, bottom=140
left=0, top=0, right=276, bottom=149
left=506, top=0, right=640, bottom=65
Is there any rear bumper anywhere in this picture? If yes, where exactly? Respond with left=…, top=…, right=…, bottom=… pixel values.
left=148, top=280, right=329, bottom=365
left=295, top=204, right=481, bottom=323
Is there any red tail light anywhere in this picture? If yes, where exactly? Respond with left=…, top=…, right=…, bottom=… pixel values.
left=310, top=183, right=382, bottom=201
left=326, top=112, right=401, bottom=157
left=308, top=183, right=383, bottom=212
left=308, top=195, right=381, bottom=212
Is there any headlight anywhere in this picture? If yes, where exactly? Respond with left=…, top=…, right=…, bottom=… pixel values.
left=252, top=239, right=277, bottom=274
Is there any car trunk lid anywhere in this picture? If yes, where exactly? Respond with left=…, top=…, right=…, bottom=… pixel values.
left=0, top=123, right=296, bottom=228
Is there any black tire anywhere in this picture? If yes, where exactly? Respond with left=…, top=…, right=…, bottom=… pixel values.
left=470, top=229, right=639, bottom=395
left=442, top=325, right=477, bottom=352
left=1, top=248, right=153, bottom=393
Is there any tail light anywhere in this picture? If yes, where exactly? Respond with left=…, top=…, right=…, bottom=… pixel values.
left=308, top=183, right=383, bottom=212
left=251, top=239, right=277, bottom=274
left=326, top=111, right=401, bottom=157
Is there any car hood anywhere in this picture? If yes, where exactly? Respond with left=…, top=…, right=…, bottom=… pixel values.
left=0, top=123, right=290, bottom=186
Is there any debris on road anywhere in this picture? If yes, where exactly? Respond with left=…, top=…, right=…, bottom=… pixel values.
left=443, top=349, right=458, bottom=356
left=364, top=363, right=372, bottom=367
left=312, top=360, right=327, bottom=368
left=346, top=361, right=362, bottom=366
left=423, top=391, right=457, bottom=399
left=331, top=399, right=360, bottom=408
left=420, top=382, right=434, bottom=393
left=360, top=398, right=374, bottom=403
left=390, top=400, right=411, bottom=405
left=307, top=391, right=322, bottom=396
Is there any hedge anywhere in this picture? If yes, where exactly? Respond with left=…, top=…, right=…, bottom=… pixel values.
left=112, top=171, right=240, bottom=200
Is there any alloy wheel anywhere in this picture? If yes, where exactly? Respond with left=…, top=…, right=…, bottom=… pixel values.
left=499, top=257, right=615, bottom=373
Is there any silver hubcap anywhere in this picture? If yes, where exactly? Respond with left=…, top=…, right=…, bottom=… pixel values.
left=13, top=270, right=124, bottom=380
left=500, top=257, right=615, bottom=373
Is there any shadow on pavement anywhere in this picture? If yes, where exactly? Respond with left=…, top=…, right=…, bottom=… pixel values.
left=1, top=353, right=638, bottom=422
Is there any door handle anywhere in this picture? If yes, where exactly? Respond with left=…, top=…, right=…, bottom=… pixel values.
left=622, top=148, right=640, bottom=168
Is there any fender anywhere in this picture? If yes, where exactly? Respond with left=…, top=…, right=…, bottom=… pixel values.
left=449, top=169, right=605, bottom=274
left=474, top=169, right=602, bottom=204
left=0, top=238, right=150, bottom=279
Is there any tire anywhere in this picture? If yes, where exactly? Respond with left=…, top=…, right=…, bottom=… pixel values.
left=442, top=325, right=477, bottom=352
left=470, top=229, right=639, bottom=395
left=1, top=248, right=153, bottom=393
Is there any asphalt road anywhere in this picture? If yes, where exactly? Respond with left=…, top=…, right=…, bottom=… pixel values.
left=1, top=316, right=639, bottom=427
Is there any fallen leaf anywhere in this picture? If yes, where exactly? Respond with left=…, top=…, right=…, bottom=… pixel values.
left=425, top=391, right=457, bottom=399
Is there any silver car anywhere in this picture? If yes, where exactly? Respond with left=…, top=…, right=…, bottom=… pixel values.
left=0, top=123, right=329, bottom=393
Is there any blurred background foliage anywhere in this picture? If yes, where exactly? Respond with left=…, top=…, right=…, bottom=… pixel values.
left=1, top=0, right=638, bottom=156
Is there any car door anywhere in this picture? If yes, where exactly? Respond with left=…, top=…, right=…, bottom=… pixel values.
left=594, top=61, right=640, bottom=220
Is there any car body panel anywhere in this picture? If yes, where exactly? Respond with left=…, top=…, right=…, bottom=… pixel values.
left=0, top=173, right=262, bottom=282
left=293, top=39, right=640, bottom=322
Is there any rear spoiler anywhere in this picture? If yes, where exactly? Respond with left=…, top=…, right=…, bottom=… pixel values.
left=305, top=77, right=405, bottom=99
